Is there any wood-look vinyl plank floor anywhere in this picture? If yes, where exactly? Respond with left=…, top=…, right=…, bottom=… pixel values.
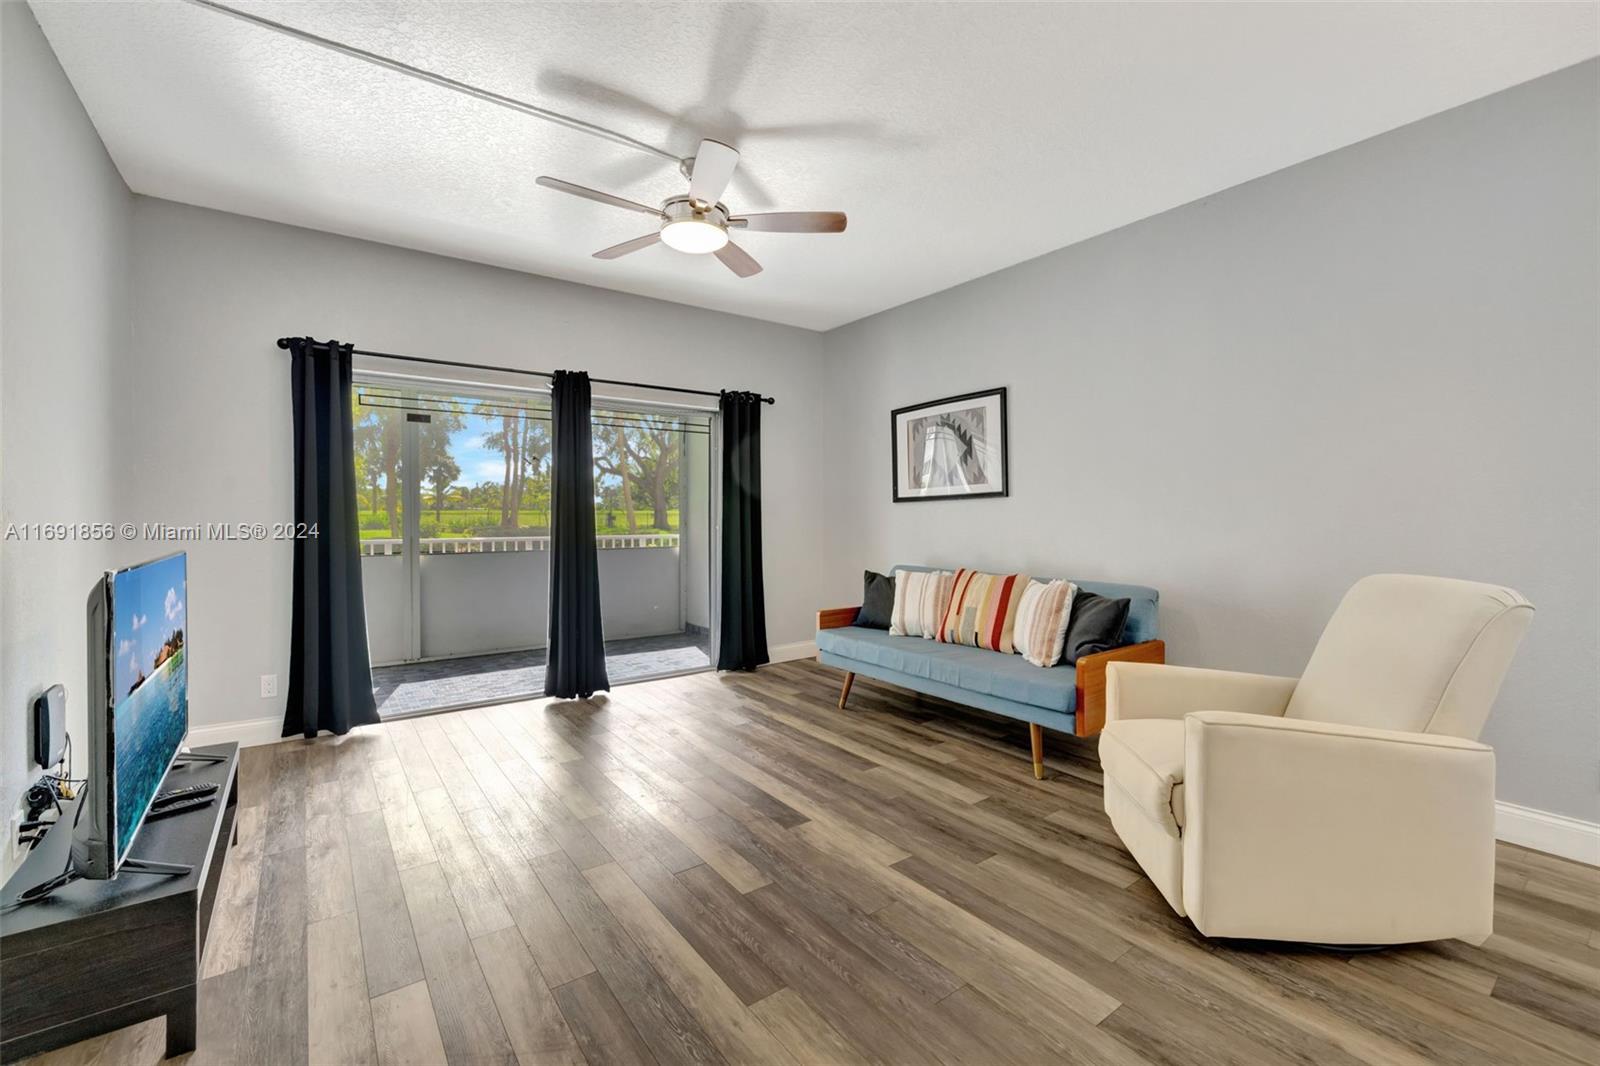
left=22, top=660, right=1599, bottom=1066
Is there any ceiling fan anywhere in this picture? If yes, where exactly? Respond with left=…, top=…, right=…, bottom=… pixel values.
left=536, top=139, right=846, bottom=278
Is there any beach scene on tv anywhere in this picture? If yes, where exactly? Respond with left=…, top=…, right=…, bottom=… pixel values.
left=111, top=553, right=189, bottom=859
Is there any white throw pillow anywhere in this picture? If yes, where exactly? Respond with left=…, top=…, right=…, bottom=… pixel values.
left=890, top=569, right=954, bottom=639
left=1012, top=579, right=1079, bottom=667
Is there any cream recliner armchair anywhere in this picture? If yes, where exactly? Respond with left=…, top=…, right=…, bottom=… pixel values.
left=1100, top=574, right=1533, bottom=945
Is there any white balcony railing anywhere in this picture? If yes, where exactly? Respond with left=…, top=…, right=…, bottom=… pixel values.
left=360, top=533, right=679, bottom=557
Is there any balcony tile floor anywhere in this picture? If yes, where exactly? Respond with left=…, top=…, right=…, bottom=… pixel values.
left=372, top=630, right=711, bottom=717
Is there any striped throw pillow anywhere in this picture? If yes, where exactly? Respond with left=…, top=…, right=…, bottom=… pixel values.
left=938, top=569, right=1031, bottom=653
left=890, top=569, right=953, bottom=639
left=1013, top=579, right=1080, bottom=667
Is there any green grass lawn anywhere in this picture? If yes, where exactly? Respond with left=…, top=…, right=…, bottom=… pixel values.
left=358, top=508, right=680, bottom=538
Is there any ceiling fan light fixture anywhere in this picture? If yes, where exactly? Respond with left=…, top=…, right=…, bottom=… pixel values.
left=660, top=218, right=728, bottom=254
left=538, top=142, right=843, bottom=279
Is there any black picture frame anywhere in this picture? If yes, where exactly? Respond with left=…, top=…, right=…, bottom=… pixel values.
left=890, top=387, right=1008, bottom=503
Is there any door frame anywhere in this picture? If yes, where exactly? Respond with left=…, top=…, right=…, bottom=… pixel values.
left=357, top=372, right=722, bottom=674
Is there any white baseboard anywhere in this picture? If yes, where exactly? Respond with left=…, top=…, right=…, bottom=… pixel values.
left=769, top=640, right=817, bottom=663
left=1496, top=800, right=1600, bottom=867
left=187, top=715, right=287, bottom=751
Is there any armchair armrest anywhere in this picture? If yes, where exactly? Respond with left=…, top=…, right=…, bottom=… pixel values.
left=1074, top=640, right=1165, bottom=737
left=1106, top=662, right=1297, bottom=724
left=1181, top=711, right=1496, bottom=944
left=817, top=606, right=861, bottom=630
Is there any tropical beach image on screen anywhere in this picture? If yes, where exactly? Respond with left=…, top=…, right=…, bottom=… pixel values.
left=111, top=554, right=188, bottom=860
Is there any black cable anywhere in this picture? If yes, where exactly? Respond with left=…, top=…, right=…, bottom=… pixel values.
left=49, top=734, right=83, bottom=803
left=5, top=730, right=89, bottom=906
left=13, top=866, right=80, bottom=905
left=9, top=793, right=89, bottom=907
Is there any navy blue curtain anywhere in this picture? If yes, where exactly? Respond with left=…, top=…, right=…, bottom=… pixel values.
left=545, top=370, right=610, bottom=698
left=284, top=338, right=379, bottom=737
left=717, top=391, right=769, bottom=670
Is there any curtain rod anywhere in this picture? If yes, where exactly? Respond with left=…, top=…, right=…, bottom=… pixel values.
left=275, top=338, right=775, bottom=405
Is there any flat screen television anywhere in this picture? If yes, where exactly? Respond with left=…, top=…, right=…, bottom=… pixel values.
left=73, top=551, right=189, bottom=879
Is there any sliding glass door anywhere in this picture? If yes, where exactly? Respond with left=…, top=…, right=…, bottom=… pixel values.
left=354, top=374, right=714, bottom=693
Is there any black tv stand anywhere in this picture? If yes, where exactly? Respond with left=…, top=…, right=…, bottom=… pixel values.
left=0, top=743, right=238, bottom=1062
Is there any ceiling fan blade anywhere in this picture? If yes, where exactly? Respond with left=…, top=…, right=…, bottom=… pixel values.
left=593, top=232, right=662, bottom=260
left=688, top=139, right=740, bottom=206
left=713, top=241, right=762, bottom=278
left=729, top=211, right=847, bottom=234
left=536, top=176, right=664, bottom=218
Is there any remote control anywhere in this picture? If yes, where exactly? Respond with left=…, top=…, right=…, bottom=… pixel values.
left=152, top=782, right=220, bottom=807
left=144, top=795, right=216, bottom=821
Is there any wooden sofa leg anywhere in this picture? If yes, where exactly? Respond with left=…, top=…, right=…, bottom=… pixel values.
left=1029, top=723, right=1045, bottom=780
left=838, top=672, right=856, bottom=710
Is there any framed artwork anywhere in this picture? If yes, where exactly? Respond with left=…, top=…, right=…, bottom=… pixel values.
left=890, top=387, right=1008, bottom=502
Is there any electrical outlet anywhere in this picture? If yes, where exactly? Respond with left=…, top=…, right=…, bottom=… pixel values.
left=260, top=674, right=278, bottom=699
left=7, top=809, right=25, bottom=865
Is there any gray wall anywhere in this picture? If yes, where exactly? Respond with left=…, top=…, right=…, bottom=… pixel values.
left=122, top=198, right=827, bottom=734
left=821, top=60, right=1599, bottom=823
left=0, top=2, right=133, bottom=879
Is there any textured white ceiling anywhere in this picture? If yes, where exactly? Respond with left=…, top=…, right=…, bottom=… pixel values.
left=30, top=1, right=1598, bottom=331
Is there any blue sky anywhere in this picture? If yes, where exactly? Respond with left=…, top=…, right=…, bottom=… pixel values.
left=445, top=414, right=617, bottom=494
left=451, top=417, right=504, bottom=488
left=111, top=553, right=185, bottom=700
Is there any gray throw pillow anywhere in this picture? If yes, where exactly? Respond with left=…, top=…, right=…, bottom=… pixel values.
left=858, top=570, right=895, bottom=630
left=1062, top=591, right=1131, bottom=663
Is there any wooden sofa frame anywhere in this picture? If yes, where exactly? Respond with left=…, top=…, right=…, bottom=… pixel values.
left=817, top=606, right=1165, bottom=778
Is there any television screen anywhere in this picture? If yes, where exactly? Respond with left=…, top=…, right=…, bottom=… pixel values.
left=108, top=553, right=189, bottom=863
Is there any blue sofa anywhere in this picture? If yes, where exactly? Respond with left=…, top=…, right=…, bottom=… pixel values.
left=816, top=565, right=1163, bottom=777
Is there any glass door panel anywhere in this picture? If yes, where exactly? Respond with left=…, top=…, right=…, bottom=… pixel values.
left=415, top=388, right=551, bottom=659
left=592, top=402, right=713, bottom=680
left=355, top=378, right=551, bottom=665
left=353, top=387, right=409, bottom=664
